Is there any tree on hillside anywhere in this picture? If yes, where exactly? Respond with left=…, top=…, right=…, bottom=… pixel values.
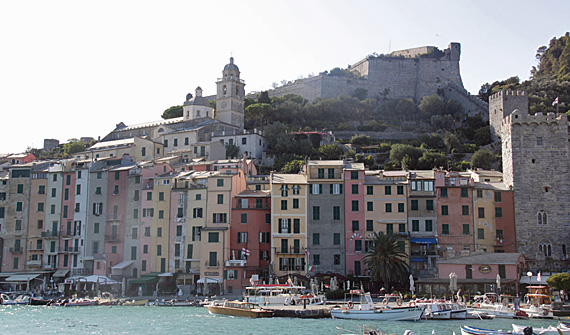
left=258, top=91, right=271, bottom=104
left=317, top=144, right=344, bottom=160
left=389, top=144, right=423, bottom=169
left=546, top=272, right=570, bottom=292
left=396, top=98, right=417, bottom=122
left=63, top=139, right=86, bottom=157
left=418, top=151, right=447, bottom=170
left=531, top=32, right=570, bottom=82
left=418, top=95, right=444, bottom=118
left=245, top=103, right=273, bottom=129
left=225, top=144, right=240, bottom=159
left=162, top=105, right=183, bottom=119
left=471, top=149, right=496, bottom=170
left=280, top=159, right=305, bottom=174
left=363, top=232, right=410, bottom=289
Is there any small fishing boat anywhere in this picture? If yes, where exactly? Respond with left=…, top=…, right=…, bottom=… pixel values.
left=1, top=294, right=30, bottom=305
left=460, top=325, right=522, bottom=335
left=330, top=291, right=424, bottom=321
left=205, top=300, right=273, bottom=318
left=512, top=323, right=570, bottom=335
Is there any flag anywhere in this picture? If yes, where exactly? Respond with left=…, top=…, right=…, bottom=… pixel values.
left=304, top=248, right=310, bottom=256
left=308, top=265, right=314, bottom=272
left=249, top=277, right=254, bottom=286
left=537, top=272, right=542, bottom=282
left=287, top=277, right=293, bottom=286
left=241, top=247, right=250, bottom=256
left=553, top=97, right=559, bottom=106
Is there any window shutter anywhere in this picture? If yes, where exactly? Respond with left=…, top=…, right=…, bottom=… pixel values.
left=278, top=219, right=282, bottom=233
left=319, top=184, right=323, bottom=194
left=330, top=184, right=333, bottom=194
left=340, top=184, right=343, bottom=194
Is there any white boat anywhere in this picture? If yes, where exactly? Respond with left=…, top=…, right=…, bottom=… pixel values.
left=520, top=304, right=553, bottom=319
left=0, top=294, right=30, bottom=305
left=513, top=323, right=570, bottom=335
left=460, top=325, right=519, bottom=335
left=330, top=291, right=425, bottom=321
left=450, top=302, right=467, bottom=319
left=468, top=304, right=516, bottom=319
left=414, top=300, right=452, bottom=319
left=243, top=284, right=325, bottom=306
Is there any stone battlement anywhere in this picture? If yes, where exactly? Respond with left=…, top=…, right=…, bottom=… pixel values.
left=489, top=90, right=526, bottom=101
left=503, top=110, right=567, bottom=126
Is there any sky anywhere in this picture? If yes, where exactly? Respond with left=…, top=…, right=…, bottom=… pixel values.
left=0, top=0, right=568, bottom=154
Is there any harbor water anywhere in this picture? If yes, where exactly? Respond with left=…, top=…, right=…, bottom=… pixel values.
left=0, top=305, right=561, bottom=335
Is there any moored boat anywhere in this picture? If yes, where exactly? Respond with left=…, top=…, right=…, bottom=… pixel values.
left=64, top=298, right=97, bottom=307
left=28, top=298, right=53, bottom=306
left=460, top=325, right=522, bottom=335
left=330, top=291, right=424, bottom=321
left=205, top=300, right=273, bottom=318
left=1, top=294, right=30, bottom=305
left=512, top=323, right=570, bottom=335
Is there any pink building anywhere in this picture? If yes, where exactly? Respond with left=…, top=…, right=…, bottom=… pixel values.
left=103, top=166, right=130, bottom=276
left=344, top=162, right=365, bottom=276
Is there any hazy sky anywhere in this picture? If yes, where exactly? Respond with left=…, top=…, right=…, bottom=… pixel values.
left=1, top=0, right=568, bottom=154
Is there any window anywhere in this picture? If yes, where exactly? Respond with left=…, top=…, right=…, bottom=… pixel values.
left=157, top=227, right=162, bottom=237
left=281, top=200, right=287, bottom=210
left=240, top=213, right=247, bottom=223
left=311, top=184, right=322, bottom=194
left=463, top=224, right=470, bottom=235
left=495, top=207, right=503, bottom=218
left=367, top=202, right=373, bottom=211
left=398, top=203, right=405, bottom=212
left=146, top=192, right=152, bottom=201
left=193, top=208, right=203, bottom=218
left=157, top=245, right=162, bottom=256
left=208, top=232, right=219, bottom=243
left=76, top=184, right=81, bottom=195
left=259, top=232, right=270, bottom=244
left=410, top=180, right=422, bottom=191
left=386, top=224, right=393, bottom=234
left=367, top=186, right=373, bottom=195
left=334, top=254, right=340, bottom=265
left=442, top=224, right=449, bottom=235
left=366, top=220, right=373, bottom=231
left=266, top=214, right=271, bottom=224
left=466, top=265, right=472, bottom=279
left=317, top=168, right=324, bottom=179
left=0, top=207, right=4, bottom=219
left=293, top=219, right=300, bottom=233
left=352, top=200, right=359, bottom=211
left=217, top=179, right=224, bottom=187
left=331, top=183, right=342, bottom=194
left=462, top=205, right=469, bottom=216
left=354, top=240, right=362, bottom=252
left=292, top=185, right=300, bottom=195
left=242, top=137, right=247, bottom=145
left=397, top=185, right=404, bottom=195
left=142, top=208, right=154, bottom=217
left=278, top=219, right=291, bottom=233
left=313, top=233, right=320, bottom=245
left=173, top=138, right=178, bottom=147
left=538, top=211, right=547, bottom=224
left=313, top=254, right=320, bottom=265
left=196, top=193, right=201, bottom=200
left=16, top=202, right=23, bottom=212
left=327, top=168, right=335, bottom=179
left=441, top=205, right=448, bottom=216
left=478, top=207, right=485, bottom=218
left=114, top=171, right=119, bottom=180
left=352, top=220, right=359, bottom=231
left=176, top=225, right=182, bottom=237
left=425, top=220, right=433, bottom=232
left=426, top=200, right=433, bottom=211
left=412, top=220, right=419, bottom=232
left=158, top=210, right=164, bottom=219
left=384, top=186, right=391, bottom=195
left=37, top=202, right=44, bottom=212
left=51, top=188, right=56, bottom=197
left=476, top=190, right=483, bottom=198
left=333, top=233, right=340, bottom=245
left=64, top=188, right=69, bottom=200
left=440, top=188, right=448, bottom=198
left=217, top=194, right=223, bottom=204
left=494, top=192, right=502, bottom=202
left=333, top=206, right=340, bottom=220
left=352, top=184, right=359, bottom=194
left=350, top=171, right=358, bottom=179
left=423, top=181, right=434, bottom=192
left=293, top=198, right=299, bottom=209
left=385, top=203, right=392, bottom=213
left=212, top=213, right=227, bottom=223
left=38, top=185, right=45, bottom=194
left=313, top=206, right=320, bottom=220
left=237, top=232, right=248, bottom=244
left=399, top=223, right=406, bottom=233
left=496, top=229, right=504, bottom=240
left=477, top=228, right=485, bottom=239
left=411, top=200, right=418, bottom=210
left=461, top=188, right=468, bottom=197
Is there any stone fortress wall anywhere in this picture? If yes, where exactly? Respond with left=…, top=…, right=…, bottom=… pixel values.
left=489, top=90, right=529, bottom=142
left=499, top=91, right=570, bottom=270
left=266, top=42, right=488, bottom=120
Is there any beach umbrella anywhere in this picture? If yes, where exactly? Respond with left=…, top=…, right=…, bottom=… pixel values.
left=537, top=272, right=542, bottom=282
left=449, top=272, right=457, bottom=292
left=409, top=274, right=415, bottom=295
left=122, top=277, right=126, bottom=297
left=496, top=274, right=501, bottom=292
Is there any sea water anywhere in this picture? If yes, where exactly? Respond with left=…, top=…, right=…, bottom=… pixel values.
left=0, top=305, right=559, bottom=335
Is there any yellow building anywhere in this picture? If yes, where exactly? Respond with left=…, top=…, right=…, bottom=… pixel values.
left=150, top=173, right=174, bottom=273
left=270, top=173, right=308, bottom=278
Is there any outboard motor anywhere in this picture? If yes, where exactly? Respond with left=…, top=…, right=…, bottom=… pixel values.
left=523, top=327, right=533, bottom=335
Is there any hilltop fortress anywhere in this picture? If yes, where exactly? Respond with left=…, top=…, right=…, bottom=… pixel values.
left=267, top=42, right=488, bottom=120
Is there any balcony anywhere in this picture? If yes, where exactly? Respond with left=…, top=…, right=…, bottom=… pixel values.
left=28, top=245, right=44, bottom=252
left=41, top=230, right=59, bottom=239
left=275, top=247, right=305, bottom=255
left=71, top=268, right=92, bottom=276
left=60, top=230, right=79, bottom=238
left=204, top=260, right=220, bottom=268
left=105, top=235, right=121, bottom=243
left=106, top=214, right=123, bottom=222
left=43, top=264, right=54, bottom=270
left=58, top=247, right=79, bottom=254
left=175, top=236, right=185, bottom=243
left=9, top=247, right=23, bottom=253
left=225, top=259, right=247, bottom=267
left=26, top=260, right=42, bottom=267
left=234, top=203, right=269, bottom=210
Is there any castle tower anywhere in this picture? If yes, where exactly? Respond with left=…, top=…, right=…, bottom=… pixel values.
left=215, top=57, right=245, bottom=128
left=501, top=104, right=570, bottom=271
left=183, top=86, right=213, bottom=121
left=489, top=90, right=528, bottom=142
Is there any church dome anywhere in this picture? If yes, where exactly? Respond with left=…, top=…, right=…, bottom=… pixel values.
left=184, top=86, right=210, bottom=107
left=223, top=57, right=240, bottom=72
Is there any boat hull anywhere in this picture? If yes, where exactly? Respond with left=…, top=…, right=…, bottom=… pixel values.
left=331, top=306, right=424, bottom=321
left=205, top=305, right=273, bottom=318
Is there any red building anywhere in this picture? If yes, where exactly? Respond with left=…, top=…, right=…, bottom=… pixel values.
left=226, top=190, right=271, bottom=294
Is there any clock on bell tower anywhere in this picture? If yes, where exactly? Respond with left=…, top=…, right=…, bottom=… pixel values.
left=215, top=57, right=245, bottom=129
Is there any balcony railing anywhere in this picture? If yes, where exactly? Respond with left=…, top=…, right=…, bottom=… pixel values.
left=26, top=260, right=42, bottom=267
left=104, top=235, right=120, bottom=242
left=275, top=247, right=305, bottom=255
left=71, top=268, right=92, bottom=276
left=225, top=259, right=247, bottom=267
left=106, top=214, right=123, bottom=222
left=234, top=203, right=270, bottom=209
left=60, top=231, right=80, bottom=238
left=58, top=247, right=79, bottom=253
left=9, top=247, right=23, bottom=253
left=204, top=260, right=220, bottom=268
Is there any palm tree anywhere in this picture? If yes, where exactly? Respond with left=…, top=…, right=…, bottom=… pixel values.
left=363, top=232, right=409, bottom=290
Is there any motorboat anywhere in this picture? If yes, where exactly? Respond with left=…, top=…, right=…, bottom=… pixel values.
left=414, top=300, right=452, bottom=320
left=120, top=299, right=149, bottom=306
left=64, top=298, right=97, bottom=307
left=243, top=284, right=325, bottom=306
left=468, top=304, right=516, bottom=318
left=205, top=300, right=273, bottom=318
left=330, top=291, right=424, bottom=321
left=513, top=323, right=570, bottom=335
left=1, top=294, right=30, bottom=305
left=28, top=298, right=53, bottom=306
left=520, top=304, right=553, bottom=319
left=460, top=325, right=522, bottom=335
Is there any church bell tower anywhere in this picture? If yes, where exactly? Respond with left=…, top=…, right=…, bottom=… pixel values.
left=215, top=57, right=245, bottom=129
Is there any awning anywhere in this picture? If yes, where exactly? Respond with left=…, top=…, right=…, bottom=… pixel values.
left=158, top=272, right=173, bottom=277
left=130, top=277, right=157, bottom=284
left=53, top=269, right=70, bottom=277
left=197, top=277, right=222, bottom=284
left=112, top=261, right=134, bottom=270
left=411, top=257, right=428, bottom=263
left=6, top=274, right=40, bottom=282
left=410, top=238, right=437, bottom=244
left=519, top=275, right=550, bottom=285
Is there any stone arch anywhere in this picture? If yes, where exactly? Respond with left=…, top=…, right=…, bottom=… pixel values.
left=537, top=210, right=547, bottom=225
